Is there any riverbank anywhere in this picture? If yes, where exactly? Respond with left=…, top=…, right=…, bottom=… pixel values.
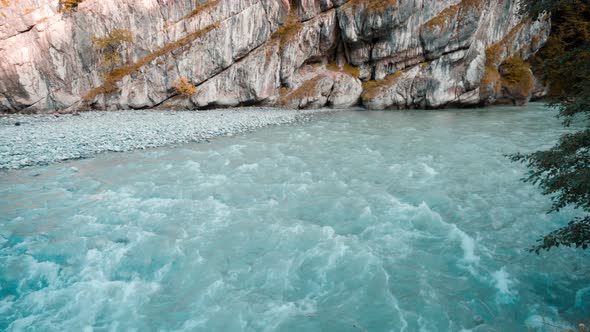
left=0, top=108, right=338, bottom=169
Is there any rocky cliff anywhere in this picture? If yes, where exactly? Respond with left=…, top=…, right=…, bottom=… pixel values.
left=0, top=0, right=549, bottom=112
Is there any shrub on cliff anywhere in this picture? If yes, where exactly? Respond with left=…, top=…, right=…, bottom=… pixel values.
left=59, top=0, right=84, bottom=12
left=87, top=30, right=134, bottom=109
left=174, top=77, right=197, bottom=97
left=499, top=56, right=534, bottom=100
left=92, top=30, right=134, bottom=68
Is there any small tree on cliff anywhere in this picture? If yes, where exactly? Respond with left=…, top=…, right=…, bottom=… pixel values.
left=174, top=77, right=197, bottom=97
left=92, top=29, right=133, bottom=70
left=512, top=0, right=590, bottom=253
left=91, top=29, right=133, bottom=110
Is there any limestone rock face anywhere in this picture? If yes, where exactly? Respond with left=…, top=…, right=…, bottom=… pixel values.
left=0, top=0, right=550, bottom=112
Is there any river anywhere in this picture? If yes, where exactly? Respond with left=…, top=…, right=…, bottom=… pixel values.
left=1, top=104, right=588, bottom=331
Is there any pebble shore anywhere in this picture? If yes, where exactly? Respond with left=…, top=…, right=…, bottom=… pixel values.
left=0, top=108, right=336, bottom=169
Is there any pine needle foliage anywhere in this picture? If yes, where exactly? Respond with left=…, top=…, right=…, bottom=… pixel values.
left=92, top=30, right=133, bottom=68
left=174, top=77, right=197, bottom=97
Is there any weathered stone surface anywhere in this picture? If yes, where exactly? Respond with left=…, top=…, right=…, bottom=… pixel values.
left=0, top=0, right=550, bottom=112
left=329, top=72, right=362, bottom=108
left=278, top=67, right=361, bottom=109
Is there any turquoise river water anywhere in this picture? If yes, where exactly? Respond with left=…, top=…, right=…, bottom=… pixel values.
left=1, top=104, right=589, bottom=331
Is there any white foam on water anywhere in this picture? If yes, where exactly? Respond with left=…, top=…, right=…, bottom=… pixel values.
left=7, top=269, right=160, bottom=331
left=379, top=264, right=409, bottom=332
left=359, top=223, right=416, bottom=259
left=184, top=160, right=201, bottom=171
left=420, top=162, right=438, bottom=176
left=360, top=206, right=372, bottom=219
left=491, top=267, right=518, bottom=304
left=271, top=302, right=315, bottom=331
left=228, top=144, right=247, bottom=154
left=198, top=174, right=229, bottom=188
left=0, top=296, right=14, bottom=315
left=450, top=224, right=480, bottom=265
left=237, top=163, right=259, bottom=172
left=389, top=197, right=481, bottom=265
left=177, top=317, right=209, bottom=331
left=389, top=163, right=402, bottom=172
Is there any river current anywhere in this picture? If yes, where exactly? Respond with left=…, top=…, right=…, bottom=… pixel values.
left=1, top=104, right=589, bottom=331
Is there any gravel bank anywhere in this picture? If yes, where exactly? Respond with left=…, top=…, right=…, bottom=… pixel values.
left=0, top=108, right=337, bottom=169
